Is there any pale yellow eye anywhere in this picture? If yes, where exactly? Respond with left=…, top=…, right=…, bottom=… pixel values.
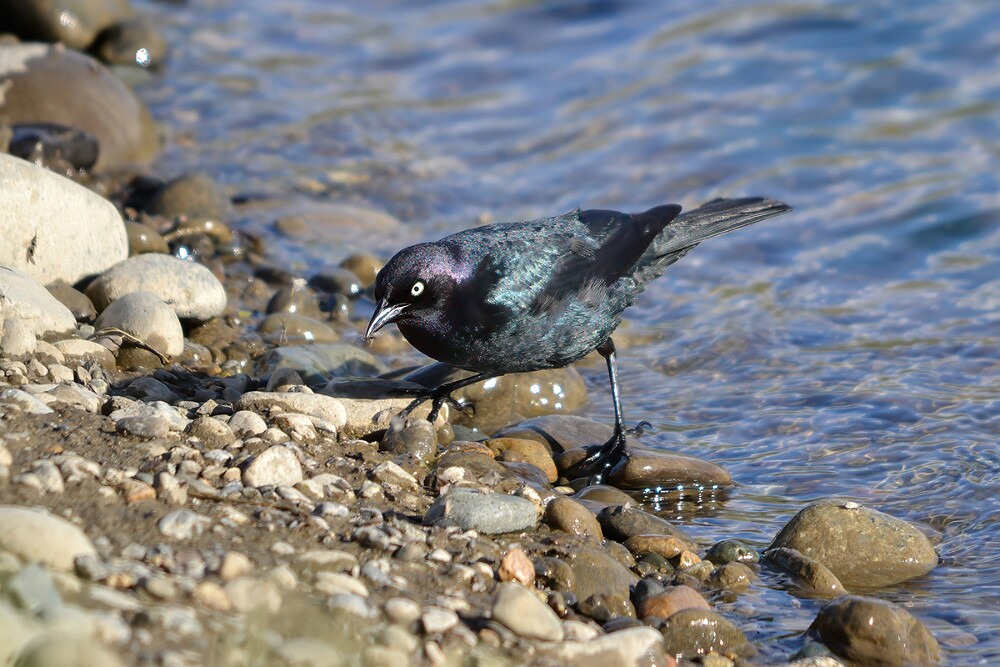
left=410, top=280, right=425, bottom=297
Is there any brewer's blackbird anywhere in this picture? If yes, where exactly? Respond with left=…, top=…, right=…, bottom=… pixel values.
left=364, top=197, right=791, bottom=480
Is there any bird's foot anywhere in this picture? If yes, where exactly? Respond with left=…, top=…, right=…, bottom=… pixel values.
left=562, top=427, right=630, bottom=485
left=390, top=386, right=464, bottom=423
left=626, top=420, right=653, bottom=437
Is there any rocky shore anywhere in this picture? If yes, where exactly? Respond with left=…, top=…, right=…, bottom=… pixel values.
left=0, top=5, right=946, bottom=666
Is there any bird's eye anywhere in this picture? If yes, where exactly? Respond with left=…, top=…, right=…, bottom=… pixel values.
left=410, top=280, right=425, bottom=297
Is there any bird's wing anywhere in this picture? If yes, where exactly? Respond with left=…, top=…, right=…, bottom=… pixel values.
left=531, top=205, right=682, bottom=309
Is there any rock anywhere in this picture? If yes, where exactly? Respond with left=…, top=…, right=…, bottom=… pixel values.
left=0, top=388, right=54, bottom=414
left=147, top=173, right=232, bottom=223
left=487, top=438, right=558, bottom=483
left=705, top=539, right=759, bottom=566
left=0, top=266, right=76, bottom=337
left=51, top=339, right=116, bottom=371
left=335, top=396, right=447, bottom=440
left=0, top=154, right=128, bottom=285
left=0, top=505, right=96, bottom=570
left=186, top=416, right=235, bottom=448
left=124, top=221, right=169, bottom=255
left=228, top=410, right=268, bottom=438
left=545, top=496, right=603, bottom=540
left=370, top=461, right=418, bottom=491
left=225, top=577, right=282, bottom=614
left=259, top=313, right=339, bottom=344
left=498, top=547, right=535, bottom=587
left=262, top=345, right=384, bottom=386
left=379, top=417, right=437, bottom=463
left=421, top=606, right=459, bottom=635
left=660, top=609, right=749, bottom=661
left=808, top=596, right=940, bottom=666
left=605, top=448, right=732, bottom=492
left=315, top=572, right=368, bottom=598
left=93, top=290, right=184, bottom=357
left=491, top=582, right=564, bottom=641
left=235, top=391, right=347, bottom=429
left=12, top=632, right=126, bottom=667
left=636, top=584, right=709, bottom=620
left=2, top=0, right=131, bottom=50
left=0, top=44, right=159, bottom=170
left=46, top=283, right=97, bottom=322
left=769, top=500, right=938, bottom=587
left=424, top=487, right=538, bottom=534
left=242, top=445, right=303, bottom=488
left=158, top=509, right=211, bottom=540
left=87, top=254, right=226, bottom=321
left=538, top=626, right=668, bottom=667
left=707, top=562, right=754, bottom=592
left=564, top=545, right=638, bottom=602
left=7, top=122, right=99, bottom=170
left=339, top=254, right=381, bottom=288
left=764, top=547, right=846, bottom=598
left=1, top=318, right=37, bottom=357
left=596, top=505, right=696, bottom=549
left=92, top=17, right=169, bottom=70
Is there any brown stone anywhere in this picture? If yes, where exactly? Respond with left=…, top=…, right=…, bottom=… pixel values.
left=487, top=438, right=558, bottom=482
left=498, top=547, right=535, bottom=587
left=637, top=585, right=709, bottom=620
left=623, top=534, right=687, bottom=560
left=544, top=496, right=603, bottom=540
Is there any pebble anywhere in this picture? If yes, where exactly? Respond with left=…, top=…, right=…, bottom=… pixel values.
left=421, top=606, right=459, bottom=635
left=487, top=437, right=559, bottom=483
left=596, top=505, right=696, bottom=548
left=94, top=290, right=185, bottom=357
left=0, top=266, right=76, bottom=338
left=225, top=577, right=283, bottom=614
left=3, top=0, right=131, bottom=49
left=336, top=395, right=448, bottom=440
left=770, top=500, right=938, bottom=587
left=636, top=584, right=710, bottom=620
left=660, top=609, right=749, bottom=662
left=193, top=581, right=232, bottom=612
left=228, top=410, right=268, bottom=437
left=371, top=461, right=419, bottom=491
left=242, top=445, right=304, bottom=488
left=545, top=496, right=604, bottom=539
left=158, top=510, right=212, bottom=540
left=424, top=487, right=539, bottom=534
left=148, top=173, right=233, bottom=223
left=498, top=547, right=535, bottom=587
left=491, top=582, right=565, bottom=641
left=0, top=505, right=97, bottom=572
left=315, top=572, right=369, bottom=598
left=0, top=153, right=128, bottom=286
left=1, top=318, right=37, bottom=357
left=562, top=544, right=638, bottom=602
left=87, top=254, right=227, bottom=321
left=217, top=552, right=253, bottom=581
left=808, top=595, right=940, bottom=666
left=116, top=413, right=171, bottom=439
left=707, top=562, right=754, bottom=592
left=706, top=539, right=759, bottom=565
left=380, top=417, right=438, bottom=463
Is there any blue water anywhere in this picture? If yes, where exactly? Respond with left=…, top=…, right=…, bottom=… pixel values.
left=140, top=0, right=1000, bottom=662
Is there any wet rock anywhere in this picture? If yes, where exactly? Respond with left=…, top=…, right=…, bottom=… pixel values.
left=623, top=534, right=688, bottom=560
left=577, top=591, right=636, bottom=622
left=336, top=396, right=447, bottom=440
left=564, top=545, right=638, bottom=602
left=148, top=173, right=233, bottom=225
left=539, top=626, right=668, bottom=667
left=2, top=0, right=131, bottom=50
left=491, top=582, right=564, bottom=641
left=158, top=509, right=211, bottom=540
left=0, top=154, right=128, bottom=284
left=265, top=281, right=323, bottom=318
left=380, top=417, right=437, bottom=463
left=226, top=577, right=282, bottom=614
left=340, top=253, right=381, bottom=288
left=706, top=539, right=759, bottom=566
left=498, top=547, right=535, bottom=587
left=487, top=438, right=558, bottom=483
left=0, top=266, right=76, bottom=337
left=87, top=254, right=226, bottom=321
left=242, top=445, right=303, bottom=488
left=0, top=505, right=96, bottom=570
left=660, top=609, right=749, bottom=661
left=92, top=17, right=169, bottom=69
left=308, top=267, right=362, bottom=299
left=424, top=487, right=539, bottom=534
left=0, top=44, right=159, bottom=170
left=596, top=505, right=696, bottom=549
left=263, top=345, right=384, bottom=385
left=124, top=220, right=170, bottom=255
left=7, top=122, right=99, bottom=170
left=635, top=583, right=709, bottom=620
left=259, top=313, right=339, bottom=344
left=493, top=414, right=624, bottom=455
left=808, top=595, right=940, bottom=666
left=545, top=496, right=603, bottom=540
left=606, top=448, right=732, bottom=492
left=707, top=562, right=754, bottom=592
left=94, top=290, right=184, bottom=357
left=235, top=391, right=347, bottom=429
left=572, top=485, right=635, bottom=510
left=770, top=500, right=938, bottom=587
left=764, top=547, right=846, bottom=598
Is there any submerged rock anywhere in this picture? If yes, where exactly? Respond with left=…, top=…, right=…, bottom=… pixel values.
left=660, top=609, right=750, bottom=662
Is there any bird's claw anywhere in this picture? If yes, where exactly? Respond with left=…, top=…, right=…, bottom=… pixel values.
left=626, top=420, right=653, bottom=437
left=399, top=389, right=465, bottom=423
left=562, top=428, right=630, bottom=485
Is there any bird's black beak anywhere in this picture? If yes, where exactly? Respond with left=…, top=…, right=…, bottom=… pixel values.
left=364, top=299, right=407, bottom=341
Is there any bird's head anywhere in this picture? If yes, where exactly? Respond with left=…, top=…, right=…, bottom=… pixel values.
left=363, top=243, right=461, bottom=341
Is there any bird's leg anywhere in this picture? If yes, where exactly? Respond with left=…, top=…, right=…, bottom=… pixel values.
left=395, top=372, right=499, bottom=423
left=564, top=338, right=635, bottom=483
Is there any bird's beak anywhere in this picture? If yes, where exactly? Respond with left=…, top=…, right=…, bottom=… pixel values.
left=364, top=299, right=407, bottom=341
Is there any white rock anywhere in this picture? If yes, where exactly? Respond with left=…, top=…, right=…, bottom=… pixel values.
left=94, top=290, right=184, bottom=357
left=334, top=396, right=449, bottom=440
left=539, top=626, right=667, bottom=666
left=158, top=510, right=211, bottom=540
left=0, top=154, right=128, bottom=285
left=52, top=339, right=117, bottom=371
left=0, top=266, right=76, bottom=337
left=314, top=572, right=368, bottom=598
left=87, top=254, right=226, bottom=321
left=228, top=410, right=268, bottom=437
left=0, top=505, right=97, bottom=570
left=491, top=582, right=564, bottom=642
left=236, top=391, right=347, bottom=428
left=242, top=445, right=303, bottom=488
left=0, top=388, right=54, bottom=414
left=1, top=317, right=37, bottom=356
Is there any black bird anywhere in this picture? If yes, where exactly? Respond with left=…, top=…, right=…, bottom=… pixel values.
left=364, top=197, right=791, bottom=480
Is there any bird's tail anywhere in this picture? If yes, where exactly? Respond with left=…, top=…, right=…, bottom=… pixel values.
left=654, top=197, right=792, bottom=257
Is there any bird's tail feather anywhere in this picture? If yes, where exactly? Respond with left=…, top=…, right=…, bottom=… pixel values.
left=654, top=197, right=792, bottom=257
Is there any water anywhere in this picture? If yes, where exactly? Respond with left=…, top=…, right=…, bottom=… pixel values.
left=138, top=0, right=999, bottom=661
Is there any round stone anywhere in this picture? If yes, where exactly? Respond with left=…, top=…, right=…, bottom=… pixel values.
left=242, top=445, right=303, bottom=488
left=0, top=266, right=76, bottom=337
left=423, top=487, right=539, bottom=534
left=0, top=505, right=97, bottom=570
left=491, top=582, right=564, bottom=641
left=544, top=496, right=603, bottom=540
left=94, top=290, right=184, bottom=357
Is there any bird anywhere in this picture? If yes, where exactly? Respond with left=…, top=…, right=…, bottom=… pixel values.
left=364, top=197, right=792, bottom=481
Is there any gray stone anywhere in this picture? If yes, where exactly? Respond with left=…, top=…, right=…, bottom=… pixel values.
left=596, top=505, right=696, bottom=550
left=491, top=582, right=564, bottom=641
left=424, top=487, right=538, bottom=534
left=808, top=595, right=940, bottom=666
left=87, top=254, right=226, bottom=321
left=770, top=500, right=938, bottom=587
left=94, top=290, right=184, bottom=357
left=158, top=509, right=211, bottom=540
left=0, top=505, right=96, bottom=570
left=228, top=410, right=268, bottom=438
left=116, top=413, right=170, bottom=439
left=0, top=388, right=54, bottom=414
left=242, top=446, right=303, bottom=488
left=660, top=609, right=750, bottom=661
left=1, top=317, right=37, bottom=357
left=765, top=547, right=846, bottom=598
left=52, top=339, right=116, bottom=371
left=421, top=606, right=459, bottom=635
left=0, top=154, right=128, bottom=284
left=235, top=391, right=347, bottom=429
left=0, top=45, right=159, bottom=171
left=0, top=266, right=76, bottom=337
left=539, top=627, right=667, bottom=667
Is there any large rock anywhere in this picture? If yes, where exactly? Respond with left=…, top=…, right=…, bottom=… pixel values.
left=86, top=254, right=227, bottom=321
left=0, top=266, right=76, bottom=337
left=770, top=500, right=938, bottom=587
left=0, top=0, right=132, bottom=50
left=424, top=487, right=539, bottom=534
left=93, top=290, right=184, bottom=357
left=0, top=44, right=159, bottom=170
left=491, top=582, right=564, bottom=642
left=0, top=155, right=128, bottom=285
left=808, top=596, right=940, bottom=666
left=0, top=505, right=96, bottom=570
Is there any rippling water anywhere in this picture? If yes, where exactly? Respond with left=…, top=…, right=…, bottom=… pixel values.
left=139, top=0, right=1000, bottom=661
